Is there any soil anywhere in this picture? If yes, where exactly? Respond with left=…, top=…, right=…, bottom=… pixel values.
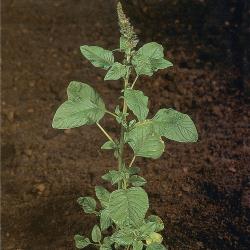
left=1, top=0, right=250, bottom=249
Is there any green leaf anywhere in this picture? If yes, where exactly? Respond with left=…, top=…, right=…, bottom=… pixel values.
left=132, top=53, right=154, bottom=76
left=95, top=186, right=110, bottom=207
left=147, top=243, right=166, bottom=250
left=126, top=121, right=165, bottom=159
left=132, top=42, right=172, bottom=76
left=153, top=108, right=198, bottom=142
left=102, top=170, right=124, bottom=185
left=100, top=209, right=112, bottom=231
left=109, top=187, right=149, bottom=227
left=151, top=58, right=173, bottom=71
left=101, top=141, right=117, bottom=150
left=146, top=215, right=164, bottom=232
left=138, top=42, right=164, bottom=59
left=124, top=89, right=149, bottom=121
left=133, top=241, right=143, bottom=250
left=91, top=225, right=102, bottom=243
left=111, top=228, right=135, bottom=245
left=139, top=222, right=156, bottom=238
left=101, top=236, right=113, bottom=250
left=52, top=82, right=105, bottom=129
left=74, top=235, right=91, bottom=249
left=77, top=197, right=96, bottom=213
left=80, top=45, right=114, bottom=69
left=104, top=62, right=127, bottom=80
left=100, top=245, right=112, bottom=250
left=103, top=236, right=112, bottom=244
left=146, top=232, right=163, bottom=245
left=100, top=236, right=113, bottom=250
left=130, top=175, right=147, bottom=187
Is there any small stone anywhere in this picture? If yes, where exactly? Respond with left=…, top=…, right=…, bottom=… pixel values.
left=27, top=108, right=34, bottom=113
left=181, top=185, right=191, bottom=193
left=228, top=167, right=236, bottom=173
left=35, top=183, right=46, bottom=194
left=29, top=81, right=35, bottom=87
left=196, top=241, right=204, bottom=248
left=7, top=111, right=14, bottom=122
left=24, top=149, right=32, bottom=156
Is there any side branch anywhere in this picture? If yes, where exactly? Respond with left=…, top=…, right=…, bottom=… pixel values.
left=131, top=74, right=139, bottom=89
left=96, top=122, right=114, bottom=143
left=128, top=155, right=136, bottom=168
left=105, top=110, right=118, bottom=118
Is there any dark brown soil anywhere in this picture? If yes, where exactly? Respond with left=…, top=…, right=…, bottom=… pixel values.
left=1, top=0, right=250, bottom=249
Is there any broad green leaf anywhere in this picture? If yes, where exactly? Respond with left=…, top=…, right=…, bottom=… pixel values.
left=100, top=245, right=112, bottom=250
left=146, top=233, right=163, bottom=245
left=146, top=215, right=164, bottom=232
left=133, top=241, right=143, bottom=250
left=95, top=186, right=110, bottom=207
left=130, top=175, right=147, bottom=187
left=111, top=228, right=135, bottom=245
left=104, top=62, right=127, bottom=80
left=132, top=53, right=154, bottom=76
left=147, top=243, right=166, bottom=250
left=74, top=235, right=91, bottom=249
left=126, top=121, right=165, bottom=159
left=100, top=209, right=112, bottom=231
left=52, top=82, right=105, bottom=129
left=139, top=222, right=156, bottom=238
left=101, top=236, right=113, bottom=250
left=103, top=236, right=112, bottom=244
left=132, top=42, right=172, bottom=76
left=91, top=225, right=102, bottom=242
left=102, top=170, right=123, bottom=185
left=151, top=58, right=173, bottom=71
left=80, top=45, right=114, bottom=69
left=109, top=187, right=149, bottom=227
left=101, top=141, right=117, bottom=150
left=138, top=42, right=164, bottom=59
left=124, top=89, right=149, bottom=121
left=153, top=108, right=198, bottom=142
left=77, top=197, right=96, bottom=213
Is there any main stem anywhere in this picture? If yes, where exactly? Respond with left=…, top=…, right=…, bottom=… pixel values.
left=117, top=50, right=131, bottom=189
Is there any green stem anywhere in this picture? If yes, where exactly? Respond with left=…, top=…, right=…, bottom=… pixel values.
left=128, top=155, right=136, bottom=168
left=96, top=122, right=114, bottom=143
left=105, top=110, right=118, bottom=118
left=117, top=50, right=131, bottom=189
left=131, top=74, right=139, bottom=89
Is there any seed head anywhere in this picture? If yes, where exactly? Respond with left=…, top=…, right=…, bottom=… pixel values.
left=117, top=2, right=138, bottom=49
